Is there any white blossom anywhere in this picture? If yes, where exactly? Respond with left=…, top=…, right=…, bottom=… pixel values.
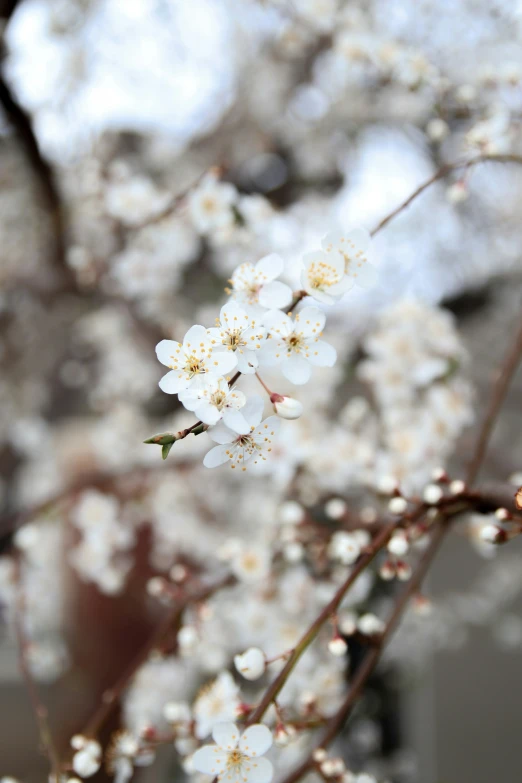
left=72, top=740, right=102, bottom=778
left=179, top=377, right=249, bottom=433
left=328, top=532, right=361, bottom=565
left=207, top=302, right=267, bottom=374
left=301, top=250, right=351, bottom=304
left=105, top=175, right=171, bottom=227
left=357, top=613, right=385, bottom=636
left=192, top=722, right=273, bottom=783
left=189, top=174, right=237, bottom=234
left=203, top=397, right=281, bottom=470
left=322, top=228, right=378, bottom=290
left=156, top=325, right=236, bottom=395
left=234, top=647, right=266, bottom=680
left=227, top=254, right=292, bottom=310
left=261, top=306, right=336, bottom=385
left=231, top=545, right=271, bottom=583
left=193, top=672, right=241, bottom=739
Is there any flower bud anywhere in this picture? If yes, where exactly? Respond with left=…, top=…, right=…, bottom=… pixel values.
left=328, top=636, right=348, bottom=657
left=387, top=532, right=409, bottom=557
left=271, top=393, right=303, bottom=420
left=275, top=723, right=297, bottom=746
left=388, top=496, right=407, bottom=515
left=163, top=701, right=191, bottom=723
left=234, top=647, right=266, bottom=680
left=72, top=749, right=101, bottom=778
left=479, top=524, right=506, bottom=544
left=357, top=613, right=385, bottom=637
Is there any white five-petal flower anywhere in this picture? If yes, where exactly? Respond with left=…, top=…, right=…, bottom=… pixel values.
left=194, top=672, right=241, bottom=739
left=156, top=325, right=237, bottom=395
left=227, top=254, right=292, bottom=310
left=178, top=377, right=250, bottom=433
left=207, top=302, right=267, bottom=374
left=192, top=722, right=273, bottom=783
left=322, top=228, right=378, bottom=290
left=261, top=306, right=337, bottom=385
left=301, top=250, right=352, bottom=304
left=189, top=174, right=237, bottom=234
left=203, top=397, right=280, bottom=470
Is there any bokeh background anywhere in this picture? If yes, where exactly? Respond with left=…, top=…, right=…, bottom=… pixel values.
left=1, top=1, right=522, bottom=782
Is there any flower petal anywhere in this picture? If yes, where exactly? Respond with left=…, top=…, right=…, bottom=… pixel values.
left=192, top=745, right=227, bottom=776
left=308, top=339, right=337, bottom=367
left=236, top=351, right=259, bottom=374
left=156, top=340, right=182, bottom=368
left=183, top=325, right=209, bottom=350
left=282, top=356, right=311, bottom=385
left=207, top=422, right=236, bottom=444
left=195, top=401, right=222, bottom=426
left=355, top=261, right=379, bottom=289
left=259, top=281, right=292, bottom=309
left=178, top=389, right=200, bottom=412
left=262, top=309, right=293, bottom=335
left=302, top=283, right=335, bottom=305
left=223, top=408, right=251, bottom=435
left=296, top=306, right=325, bottom=335
left=239, top=724, right=273, bottom=757
left=255, top=253, right=283, bottom=282
left=220, top=301, right=247, bottom=324
left=158, top=370, right=187, bottom=394
left=242, top=395, right=265, bottom=427
left=241, top=756, right=274, bottom=783
left=212, top=723, right=240, bottom=750
left=344, top=227, right=371, bottom=251
left=203, top=445, right=231, bottom=468
left=209, top=352, right=238, bottom=377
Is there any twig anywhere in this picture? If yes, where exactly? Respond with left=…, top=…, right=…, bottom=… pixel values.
left=0, top=73, right=72, bottom=286
left=277, top=310, right=522, bottom=783
left=465, top=309, right=522, bottom=486
left=279, top=521, right=448, bottom=783
left=245, top=521, right=400, bottom=726
left=82, top=573, right=235, bottom=739
left=13, top=563, right=62, bottom=781
left=370, top=154, right=522, bottom=237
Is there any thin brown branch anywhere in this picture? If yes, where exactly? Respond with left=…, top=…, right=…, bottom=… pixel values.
left=279, top=520, right=448, bottom=783
left=278, top=308, right=522, bottom=783
left=466, top=309, right=522, bottom=486
left=0, top=72, right=73, bottom=287
left=82, top=573, right=235, bottom=739
left=13, top=563, right=62, bottom=781
left=246, top=521, right=400, bottom=726
left=371, top=154, right=522, bottom=237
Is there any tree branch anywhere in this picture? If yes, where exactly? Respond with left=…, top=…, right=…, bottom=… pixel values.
left=371, top=154, right=522, bottom=237
left=13, top=563, right=62, bottom=781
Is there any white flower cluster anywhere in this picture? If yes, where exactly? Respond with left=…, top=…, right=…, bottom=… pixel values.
left=2, top=520, right=69, bottom=682
left=155, top=197, right=377, bottom=472
left=358, top=299, right=474, bottom=492
left=69, top=490, right=137, bottom=595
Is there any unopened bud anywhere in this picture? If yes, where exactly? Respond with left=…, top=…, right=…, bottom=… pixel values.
left=234, top=647, right=266, bottom=680
left=479, top=524, right=506, bottom=544
left=379, top=560, right=396, bottom=581
left=328, top=636, right=348, bottom=657
left=275, top=724, right=297, bottom=746
left=271, top=394, right=303, bottom=420
left=388, top=496, right=408, bottom=515
left=387, top=532, right=409, bottom=557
